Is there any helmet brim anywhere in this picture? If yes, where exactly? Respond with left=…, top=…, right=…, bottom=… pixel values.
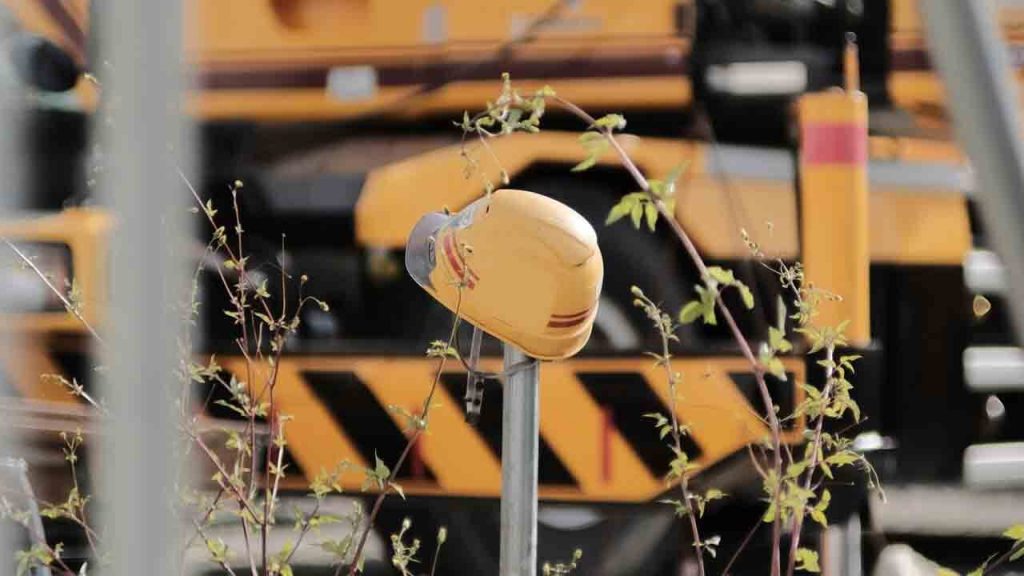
left=405, top=211, right=448, bottom=291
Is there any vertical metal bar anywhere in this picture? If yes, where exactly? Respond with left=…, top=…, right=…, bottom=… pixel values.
left=0, top=7, right=28, bottom=570
left=97, top=1, right=189, bottom=575
left=500, top=344, right=539, bottom=576
left=921, top=1, right=1024, bottom=345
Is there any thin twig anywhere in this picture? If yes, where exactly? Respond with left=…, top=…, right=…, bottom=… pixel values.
left=341, top=292, right=466, bottom=576
left=649, top=304, right=706, bottom=576
left=785, top=345, right=836, bottom=576
left=282, top=500, right=321, bottom=566
left=192, top=519, right=240, bottom=576
left=188, top=429, right=263, bottom=523
left=983, top=540, right=1024, bottom=575
left=723, top=518, right=764, bottom=576
left=550, top=94, right=786, bottom=576
left=2, top=237, right=105, bottom=345
left=238, top=501, right=260, bottom=576
left=180, top=488, right=226, bottom=573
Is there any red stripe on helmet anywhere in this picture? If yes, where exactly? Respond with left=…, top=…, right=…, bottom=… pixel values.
left=443, top=233, right=476, bottom=288
left=551, top=307, right=592, bottom=320
left=547, top=315, right=590, bottom=328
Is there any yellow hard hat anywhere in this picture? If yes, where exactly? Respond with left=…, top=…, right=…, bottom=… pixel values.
left=405, top=189, right=603, bottom=360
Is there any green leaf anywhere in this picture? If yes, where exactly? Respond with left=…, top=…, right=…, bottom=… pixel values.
left=769, top=326, right=793, bottom=353
left=738, top=283, right=755, bottom=310
left=826, top=451, right=860, bottom=467
left=644, top=202, right=658, bottom=232
left=374, top=453, right=390, bottom=481
left=571, top=156, right=598, bottom=172
left=605, top=201, right=632, bottom=225
left=679, top=301, right=703, bottom=324
left=767, top=357, right=787, bottom=381
left=786, top=461, right=808, bottom=478
left=706, top=266, right=736, bottom=286
left=809, top=507, right=828, bottom=527
left=1010, top=544, right=1024, bottom=561
left=664, top=161, right=689, bottom=191
left=794, top=548, right=820, bottom=573
left=593, top=113, right=627, bottom=130
left=1004, top=524, right=1024, bottom=541
left=630, top=203, right=643, bottom=229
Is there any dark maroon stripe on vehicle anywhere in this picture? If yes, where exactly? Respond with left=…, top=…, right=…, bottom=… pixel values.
left=892, top=45, right=1024, bottom=72
left=198, top=55, right=689, bottom=90
left=39, top=0, right=86, bottom=56
left=890, top=49, right=931, bottom=71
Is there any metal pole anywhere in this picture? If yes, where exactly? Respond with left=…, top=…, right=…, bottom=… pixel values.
left=500, top=344, right=539, bottom=576
left=921, top=1, right=1024, bottom=345
left=97, top=1, right=190, bottom=575
left=0, top=7, right=28, bottom=570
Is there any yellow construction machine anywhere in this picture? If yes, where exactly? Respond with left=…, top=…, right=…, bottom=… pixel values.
left=0, top=1, right=1018, bottom=573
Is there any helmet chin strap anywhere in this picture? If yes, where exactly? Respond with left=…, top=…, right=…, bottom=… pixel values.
left=464, top=325, right=485, bottom=424
left=460, top=324, right=538, bottom=424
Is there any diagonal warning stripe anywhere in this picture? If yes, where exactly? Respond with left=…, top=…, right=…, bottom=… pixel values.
left=214, top=355, right=803, bottom=502
left=221, top=358, right=368, bottom=485
left=640, top=357, right=805, bottom=467
left=643, top=357, right=770, bottom=464
left=538, top=363, right=660, bottom=500
left=349, top=358, right=503, bottom=497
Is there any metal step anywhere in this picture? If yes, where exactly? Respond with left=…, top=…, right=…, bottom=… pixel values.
left=963, top=346, right=1024, bottom=391
left=964, top=442, right=1024, bottom=489
left=871, top=484, right=1024, bottom=536
left=964, top=249, right=1007, bottom=296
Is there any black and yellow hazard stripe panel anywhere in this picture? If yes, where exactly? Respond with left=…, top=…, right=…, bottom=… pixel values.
left=0, top=350, right=802, bottom=501
left=216, top=356, right=804, bottom=503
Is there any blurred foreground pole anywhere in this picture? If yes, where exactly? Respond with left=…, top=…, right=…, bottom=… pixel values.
left=922, top=1, right=1024, bottom=345
left=500, top=345, right=539, bottom=576
left=0, top=18, right=27, bottom=569
left=97, top=1, right=190, bottom=574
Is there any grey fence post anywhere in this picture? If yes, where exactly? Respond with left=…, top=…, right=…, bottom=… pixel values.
left=922, top=1, right=1024, bottom=345
left=96, top=1, right=190, bottom=575
left=0, top=8, right=28, bottom=570
left=499, top=344, right=539, bottom=576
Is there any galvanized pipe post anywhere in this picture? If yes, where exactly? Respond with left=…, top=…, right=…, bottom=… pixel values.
left=500, top=344, right=539, bottom=576
left=0, top=10, right=29, bottom=570
left=97, top=1, right=191, bottom=575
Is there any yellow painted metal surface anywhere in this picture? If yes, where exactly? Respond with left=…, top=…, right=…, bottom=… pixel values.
left=355, top=131, right=972, bottom=265
left=191, top=1, right=682, bottom=54
left=798, top=90, right=871, bottom=344
left=189, top=77, right=692, bottom=122
left=4, top=0, right=692, bottom=122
